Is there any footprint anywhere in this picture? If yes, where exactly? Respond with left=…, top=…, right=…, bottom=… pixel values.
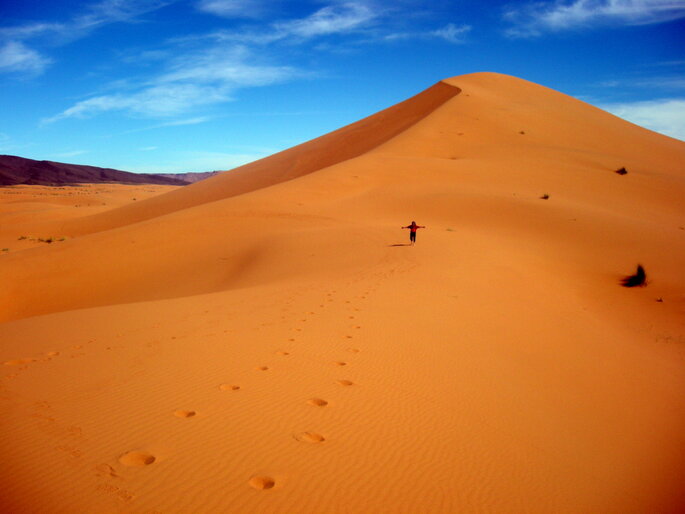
left=336, top=380, right=354, bottom=386
left=95, top=463, right=119, bottom=478
left=275, top=351, right=290, bottom=356
left=347, top=348, right=360, bottom=353
left=3, top=358, right=35, bottom=366
left=294, top=432, right=326, bottom=443
left=45, top=351, right=60, bottom=357
left=255, top=366, right=269, bottom=371
left=345, top=335, right=353, bottom=339
left=174, top=410, right=196, bottom=418
left=307, top=398, right=328, bottom=407
left=219, top=384, right=240, bottom=391
left=249, top=476, right=275, bottom=490
left=118, top=451, right=155, bottom=467
left=333, top=361, right=347, bottom=367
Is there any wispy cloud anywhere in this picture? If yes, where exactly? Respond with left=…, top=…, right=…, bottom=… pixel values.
left=504, top=0, right=685, bottom=37
left=52, top=150, right=89, bottom=158
left=274, top=3, right=377, bottom=38
left=44, top=46, right=296, bottom=122
left=123, top=116, right=213, bottom=133
left=157, top=116, right=212, bottom=127
left=596, top=74, right=685, bottom=91
left=384, top=22, right=471, bottom=44
left=0, top=22, right=66, bottom=41
left=196, top=0, right=272, bottom=19
left=600, top=98, right=685, bottom=141
left=0, top=0, right=174, bottom=76
left=43, top=2, right=381, bottom=121
left=430, top=23, right=471, bottom=43
left=0, top=41, right=51, bottom=75
left=203, top=1, right=380, bottom=45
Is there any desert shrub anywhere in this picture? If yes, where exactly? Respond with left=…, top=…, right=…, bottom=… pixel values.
left=621, top=264, right=646, bottom=287
left=615, top=167, right=628, bottom=175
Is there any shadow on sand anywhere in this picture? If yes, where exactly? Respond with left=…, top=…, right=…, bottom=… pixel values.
left=388, top=243, right=412, bottom=247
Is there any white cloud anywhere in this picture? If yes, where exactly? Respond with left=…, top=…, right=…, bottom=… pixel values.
left=122, top=116, right=213, bottom=134
left=45, top=84, right=228, bottom=123
left=0, top=0, right=174, bottom=76
left=274, top=3, right=377, bottom=38
left=431, top=23, right=471, bottom=43
left=2, top=1, right=173, bottom=43
left=139, top=146, right=158, bottom=151
left=599, top=75, right=685, bottom=89
left=52, top=150, right=89, bottom=158
left=599, top=98, right=685, bottom=141
left=203, top=2, right=379, bottom=45
left=157, top=116, right=213, bottom=127
left=383, top=22, right=471, bottom=44
left=0, top=41, right=51, bottom=75
left=44, top=47, right=296, bottom=122
left=505, top=0, right=685, bottom=37
left=0, top=22, right=67, bottom=41
left=196, top=0, right=269, bottom=18
left=158, top=46, right=293, bottom=85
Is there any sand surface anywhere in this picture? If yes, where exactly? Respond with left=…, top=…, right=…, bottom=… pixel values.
left=1, top=73, right=684, bottom=513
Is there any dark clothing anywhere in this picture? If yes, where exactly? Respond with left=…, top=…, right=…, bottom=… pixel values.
left=402, top=222, right=424, bottom=244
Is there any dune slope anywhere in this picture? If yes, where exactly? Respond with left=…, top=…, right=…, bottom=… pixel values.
left=0, top=72, right=684, bottom=513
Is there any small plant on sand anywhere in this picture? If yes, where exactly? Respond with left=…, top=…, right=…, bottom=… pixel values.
left=615, top=167, right=628, bottom=175
left=540, top=193, right=550, bottom=200
left=621, top=264, right=646, bottom=287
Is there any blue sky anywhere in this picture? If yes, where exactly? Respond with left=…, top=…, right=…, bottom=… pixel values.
left=1, top=0, right=684, bottom=173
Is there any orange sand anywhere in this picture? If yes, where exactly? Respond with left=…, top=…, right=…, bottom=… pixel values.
left=1, top=73, right=684, bottom=513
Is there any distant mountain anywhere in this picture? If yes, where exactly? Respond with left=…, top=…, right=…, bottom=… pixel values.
left=0, top=155, right=189, bottom=186
left=156, top=171, right=222, bottom=183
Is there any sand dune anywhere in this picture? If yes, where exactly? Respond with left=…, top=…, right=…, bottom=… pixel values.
left=1, top=72, right=684, bottom=513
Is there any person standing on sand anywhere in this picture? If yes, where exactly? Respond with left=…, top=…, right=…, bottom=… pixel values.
left=401, top=221, right=425, bottom=245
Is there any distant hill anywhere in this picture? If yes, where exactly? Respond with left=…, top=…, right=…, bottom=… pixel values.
left=0, top=155, right=189, bottom=186
left=156, top=171, right=222, bottom=183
